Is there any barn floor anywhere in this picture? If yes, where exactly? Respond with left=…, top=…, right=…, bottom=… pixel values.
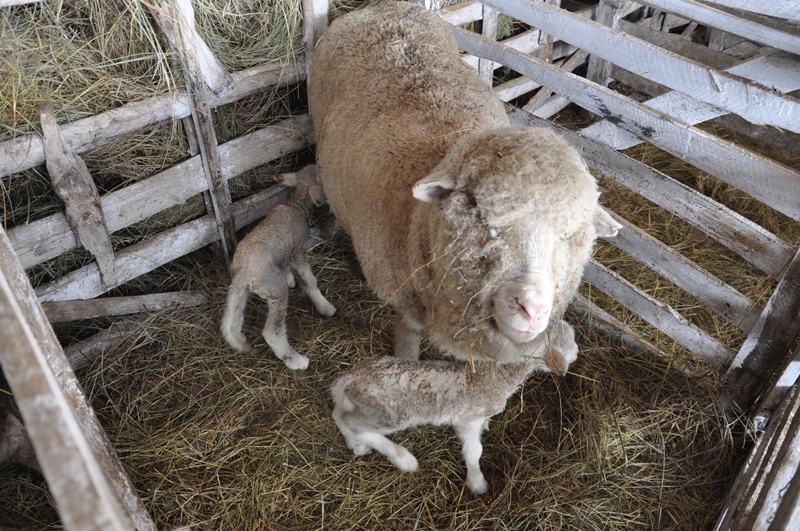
left=0, top=214, right=750, bottom=530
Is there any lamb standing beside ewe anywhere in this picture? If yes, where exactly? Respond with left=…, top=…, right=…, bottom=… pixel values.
left=310, top=3, right=620, bottom=366
left=220, top=164, right=335, bottom=370
left=331, top=321, right=579, bottom=494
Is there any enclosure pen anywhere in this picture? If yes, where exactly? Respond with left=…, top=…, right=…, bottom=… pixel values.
left=0, top=0, right=799, bottom=529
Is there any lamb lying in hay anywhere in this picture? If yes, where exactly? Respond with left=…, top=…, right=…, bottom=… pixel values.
left=332, top=321, right=578, bottom=494
left=310, top=3, right=620, bottom=366
left=220, top=165, right=336, bottom=370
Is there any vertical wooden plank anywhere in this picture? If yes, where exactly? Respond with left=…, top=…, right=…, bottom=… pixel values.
left=585, top=0, right=626, bottom=87
left=722, top=248, right=800, bottom=412
left=478, top=5, right=500, bottom=86
left=302, top=0, right=329, bottom=86
left=153, top=0, right=237, bottom=266
left=39, top=103, right=117, bottom=290
left=0, top=227, right=153, bottom=530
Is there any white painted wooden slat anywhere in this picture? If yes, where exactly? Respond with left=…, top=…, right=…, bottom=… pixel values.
left=452, top=28, right=800, bottom=222
left=8, top=115, right=312, bottom=270
left=606, top=214, right=761, bottom=332
left=41, top=291, right=208, bottom=323
left=0, top=59, right=304, bottom=178
left=0, top=228, right=150, bottom=530
left=34, top=184, right=290, bottom=302
left=701, top=0, right=800, bottom=23
left=582, top=51, right=800, bottom=150
left=480, top=0, right=800, bottom=132
left=583, top=260, right=736, bottom=367
left=506, top=106, right=797, bottom=280
left=638, top=0, right=800, bottom=52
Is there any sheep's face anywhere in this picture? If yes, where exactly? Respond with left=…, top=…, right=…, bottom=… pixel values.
left=413, top=127, right=621, bottom=344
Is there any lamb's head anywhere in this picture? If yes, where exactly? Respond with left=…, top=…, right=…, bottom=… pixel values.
left=413, top=127, right=620, bottom=347
left=277, top=164, right=326, bottom=207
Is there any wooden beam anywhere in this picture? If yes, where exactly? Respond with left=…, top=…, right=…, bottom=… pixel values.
left=39, top=102, right=117, bottom=289
left=701, top=0, right=800, bottom=23
left=302, top=0, right=328, bottom=86
left=453, top=28, right=800, bottom=222
left=0, top=58, right=303, bottom=179
left=583, top=260, right=736, bottom=367
left=34, top=184, right=291, bottom=303
left=41, top=291, right=208, bottom=323
left=722, top=249, right=800, bottom=412
left=480, top=0, right=800, bottom=133
left=8, top=115, right=312, bottom=270
left=0, top=227, right=154, bottom=530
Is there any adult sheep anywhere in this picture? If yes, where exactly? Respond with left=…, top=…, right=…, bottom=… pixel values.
left=310, top=2, right=620, bottom=364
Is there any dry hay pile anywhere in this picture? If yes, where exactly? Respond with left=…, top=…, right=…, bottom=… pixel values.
left=3, top=0, right=799, bottom=529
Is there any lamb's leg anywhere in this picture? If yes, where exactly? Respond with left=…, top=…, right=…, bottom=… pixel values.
left=256, top=282, right=309, bottom=370
left=393, top=313, right=421, bottom=360
left=291, top=259, right=336, bottom=317
left=220, top=277, right=255, bottom=354
left=355, top=430, right=419, bottom=472
left=454, top=418, right=489, bottom=495
left=286, top=270, right=296, bottom=289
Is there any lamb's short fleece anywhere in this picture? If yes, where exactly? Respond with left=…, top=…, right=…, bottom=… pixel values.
left=331, top=321, right=579, bottom=494
left=220, top=165, right=335, bottom=370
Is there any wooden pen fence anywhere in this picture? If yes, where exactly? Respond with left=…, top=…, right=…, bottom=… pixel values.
left=0, top=0, right=798, bottom=529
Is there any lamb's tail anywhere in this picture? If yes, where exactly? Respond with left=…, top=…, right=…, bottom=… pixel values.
left=221, top=278, right=255, bottom=354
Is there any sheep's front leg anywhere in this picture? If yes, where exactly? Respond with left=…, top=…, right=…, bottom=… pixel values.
left=394, top=313, right=421, bottom=360
left=291, top=259, right=336, bottom=317
left=261, top=293, right=309, bottom=371
left=454, top=418, right=489, bottom=495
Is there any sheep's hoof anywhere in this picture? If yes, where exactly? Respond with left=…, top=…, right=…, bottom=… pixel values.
left=467, top=473, right=489, bottom=495
left=282, top=353, right=309, bottom=371
left=350, top=442, right=370, bottom=456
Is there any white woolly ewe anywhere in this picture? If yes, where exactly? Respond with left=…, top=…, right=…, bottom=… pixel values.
left=310, top=3, right=620, bottom=365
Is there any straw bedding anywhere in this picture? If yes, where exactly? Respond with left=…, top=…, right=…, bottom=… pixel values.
left=2, top=0, right=798, bottom=528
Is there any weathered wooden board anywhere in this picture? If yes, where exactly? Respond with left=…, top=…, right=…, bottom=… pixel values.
left=638, top=0, right=800, bottom=53
left=34, top=184, right=290, bottom=302
left=715, top=379, right=800, bottom=529
left=506, top=106, right=797, bottom=280
left=583, top=260, right=736, bottom=367
left=0, top=59, right=303, bottom=178
left=702, top=0, right=800, bottom=23
left=606, top=213, right=760, bottom=333
left=584, top=51, right=800, bottom=150
left=0, top=227, right=153, bottom=530
left=42, top=291, right=208, bottom=323
left=65, top=320, right=144, bottom=372
left=8, top=115, right=312, bottom=270
left=302, top=0, right=329, bottom=83
left=454, top=28, right=800, bottom=222
left=480, top=0, right=800, bottom=133
left=723, top=249, right=800, bottom=412
left=39, top=102, right=117, bottom=288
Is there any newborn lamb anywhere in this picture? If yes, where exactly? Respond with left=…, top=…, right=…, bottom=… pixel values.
left=221, top=164, right=335, bottom=370
left=331, top=321, right=578, bottom=494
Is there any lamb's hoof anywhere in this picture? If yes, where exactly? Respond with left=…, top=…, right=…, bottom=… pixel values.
left=318, top=300, right=336, bottom=317
left=282, top=353, right=309, bottom=371
left=467, top=473, right=489, bottom=495
left=392, top=447, right=419, bottom=473
left=350, top=442, right=370, bottom=456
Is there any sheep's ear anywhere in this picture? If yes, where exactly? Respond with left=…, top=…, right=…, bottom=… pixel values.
left=412, top=170, right=456, bottom=203
left=594, top=207, right=622, bottom=237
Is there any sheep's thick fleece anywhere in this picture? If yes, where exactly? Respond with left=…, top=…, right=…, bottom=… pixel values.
left=310, top=3, right=619, bottom=363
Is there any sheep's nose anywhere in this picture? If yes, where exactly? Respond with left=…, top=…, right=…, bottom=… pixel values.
left=514, top=296, right=550, bottom=327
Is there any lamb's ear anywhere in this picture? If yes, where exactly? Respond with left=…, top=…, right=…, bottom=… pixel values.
left=275, top=172, right=297, bottom=187
left=594, top=207, right=622, bottom=237
left=412, top=170, right=457, bottom=203
left=309, top=186, right=326, bottom=207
